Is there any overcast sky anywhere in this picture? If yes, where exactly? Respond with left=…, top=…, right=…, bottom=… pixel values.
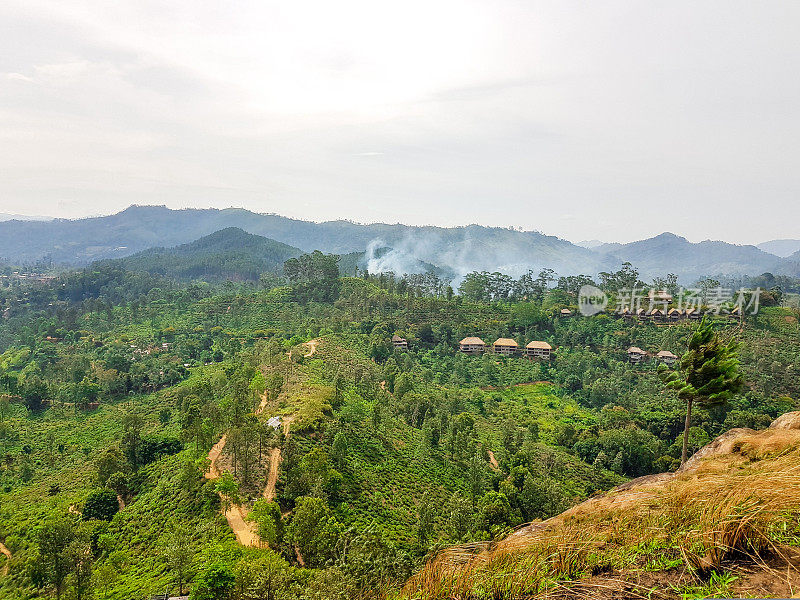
left=1, top=1, right=798, bottom=244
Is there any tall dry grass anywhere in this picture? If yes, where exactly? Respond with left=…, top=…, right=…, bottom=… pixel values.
left=401, top=429, right=800, bottom=600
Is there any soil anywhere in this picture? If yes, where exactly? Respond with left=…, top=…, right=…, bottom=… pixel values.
left=0, top=541, right=10, bottom=576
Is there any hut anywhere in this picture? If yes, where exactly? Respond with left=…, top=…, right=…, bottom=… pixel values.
left=686, top=308, right=702, bottom=320
left=667, top=308, right=682, bottom=322
left=656, top=350, right=678, bottom=365
left=635, top=308, right=647, bottom=320
left=459, top=337, right=486, bottom=354
left=560, top=308, right=573, bottom=318
left=648, top=308, right=664, bottom=321
left=391, top=335, right=408, bottom=350
left=525, top=341, right=552, bottom=359
left=492, top=338, right=519, bottom=356
left=627, top=346, right=646, bottom=364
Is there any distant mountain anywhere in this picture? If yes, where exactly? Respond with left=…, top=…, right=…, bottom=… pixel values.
left=0, top=205, right=613, bottom=278
left=757, top=239, right=800, bottom=258
left=595, top=232, right=786, bottom=282
left=0, top=205, right=797, bottom=283
left=0, top=213, right=52, bottom=222
left=110, top=227, right=302, bottom=281
left=576, top=239, right=607, bottom=249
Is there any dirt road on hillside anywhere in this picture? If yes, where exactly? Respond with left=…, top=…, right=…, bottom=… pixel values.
left=304, top=339, right=318, bottom=358
left=0, top=542, right=10, bottom=576
left=205, top=433, right=260, bottom=547
left=263, top=447, right=282, bottom=502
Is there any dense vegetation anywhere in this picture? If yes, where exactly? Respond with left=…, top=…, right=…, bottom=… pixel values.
left=0, top=247, right=797, bottom=599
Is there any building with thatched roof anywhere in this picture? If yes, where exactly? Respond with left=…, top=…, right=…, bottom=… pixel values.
left=492, top=338, right=519, bottom=356
left=656, top=350, right=678, bottom=365
left=391, top=334, right=408, bottom=350
left=459, top=337, right=486, bottom=354
left=525, top=340, right=552, bottom=359
left=627, top=346, right=646, bottom=363
left=560, top=308, right=573, bottom=317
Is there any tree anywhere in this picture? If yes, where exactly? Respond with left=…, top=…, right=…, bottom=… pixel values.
left=466, top=451, right=486, bottom=509
left=95, top=447, right=128, bottom=486
left=215, top=472, right=241, bottom=514
left=192, top=561, right=235, bottom=600
left=121, top=410, right=143, bottom=469
left=83, top=489, right=119, bottom=521
left=288, top=496, right=342, bottom=568
left=417, top=490, right=437, bottom=545
left=283, top=251, right=341, bottom=304
left=661, top=317, right=744, bottom=465
left=67, top=524, right=95, bottom=600
left=34, top=515, right=77, bottom=600
left=105, top=472, right=129, bottom=502
left=249, top=500, right=283, bottom=548
left=330, top=431, right=348, bottom=469
left=163, top=524, right=193, bottom=596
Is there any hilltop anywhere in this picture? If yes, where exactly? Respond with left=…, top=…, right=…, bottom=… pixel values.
left=7, top=205, right=800, bottom=282
left=107, top=227, right=302, bottom=281
left=406, top=412, right=800, bottom=599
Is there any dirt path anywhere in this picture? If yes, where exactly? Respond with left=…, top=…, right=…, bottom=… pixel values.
left=262, top=416, right=293, bottom=502
left=204, top=434, right=261, bottom=547
left=255, top=391, right=268, bottom=415
left=487, top=450, right=500, bottom=472
left=303, top=339, right=319, bottom=358
left=205, top=434, right=227, bottom=479
left=0, top=541, right=10, bottom=576
left=263, top=447, right=282, bottom=502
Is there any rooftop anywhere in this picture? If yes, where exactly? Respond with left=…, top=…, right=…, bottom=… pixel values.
left=526, top=341, right=552, bottom=350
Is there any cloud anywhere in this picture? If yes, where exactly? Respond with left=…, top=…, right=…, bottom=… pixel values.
left=0, top=1, right=799, bottom=244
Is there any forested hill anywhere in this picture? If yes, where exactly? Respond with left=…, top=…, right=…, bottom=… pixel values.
left=3, top=205, right=800, bottom=282
left=0, top=205, right=612, bottom=276
left=104, top=227, right=302, bottom=282
left=595, top=232, right=787, bottom=282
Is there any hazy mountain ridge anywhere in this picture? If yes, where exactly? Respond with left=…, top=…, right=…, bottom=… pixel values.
left=596, top=232, right=788, bottom=282
left=1, top=205, right=798, bottom=282
left=0, top=205, right=613, bottom=278
left=757, top=239, right=800, bottom=258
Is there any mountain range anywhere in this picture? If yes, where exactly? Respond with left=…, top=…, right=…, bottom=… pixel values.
left=1, top=205, right=798, bottom=283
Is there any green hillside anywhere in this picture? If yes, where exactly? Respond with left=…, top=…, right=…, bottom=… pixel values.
left=0, top=258, right=796, bottom=599
left=107, top=227, right=302, bottom=281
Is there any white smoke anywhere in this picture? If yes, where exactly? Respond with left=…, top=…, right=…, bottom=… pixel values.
left=364, top=238, right=429, bottom=276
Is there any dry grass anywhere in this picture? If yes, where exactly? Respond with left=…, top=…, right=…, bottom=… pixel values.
left=401, top=425, right=800, bottom=599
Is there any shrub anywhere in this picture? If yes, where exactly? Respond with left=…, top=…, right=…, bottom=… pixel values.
left=83, top=489, right=119, bottom=521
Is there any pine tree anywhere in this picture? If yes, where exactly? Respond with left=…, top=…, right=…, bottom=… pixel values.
left=661, top=317, right=743, bottom=466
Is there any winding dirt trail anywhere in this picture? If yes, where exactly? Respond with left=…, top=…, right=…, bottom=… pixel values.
left=263, top=416, right=293, bottom=502
left=263, top=447, right=282, bottom=502
left=0, top=541, right=11, bottom=576
left=205, top=434, right=227, bottom=480
left=487, top=450, right=500, bottom=472
left=303, top=339, right=319, bottom=358
left=204, top=434, right=261, bottom=547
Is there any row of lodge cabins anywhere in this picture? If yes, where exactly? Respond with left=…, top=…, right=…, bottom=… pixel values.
left=396, top=334, right=677, bottom=366
left=459, top=337, right=553, bottom=359
left=621, top=307, right=703, bottom=322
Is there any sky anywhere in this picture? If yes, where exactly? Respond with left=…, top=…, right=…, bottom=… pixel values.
left=1, top=1, right=799, bottom=244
